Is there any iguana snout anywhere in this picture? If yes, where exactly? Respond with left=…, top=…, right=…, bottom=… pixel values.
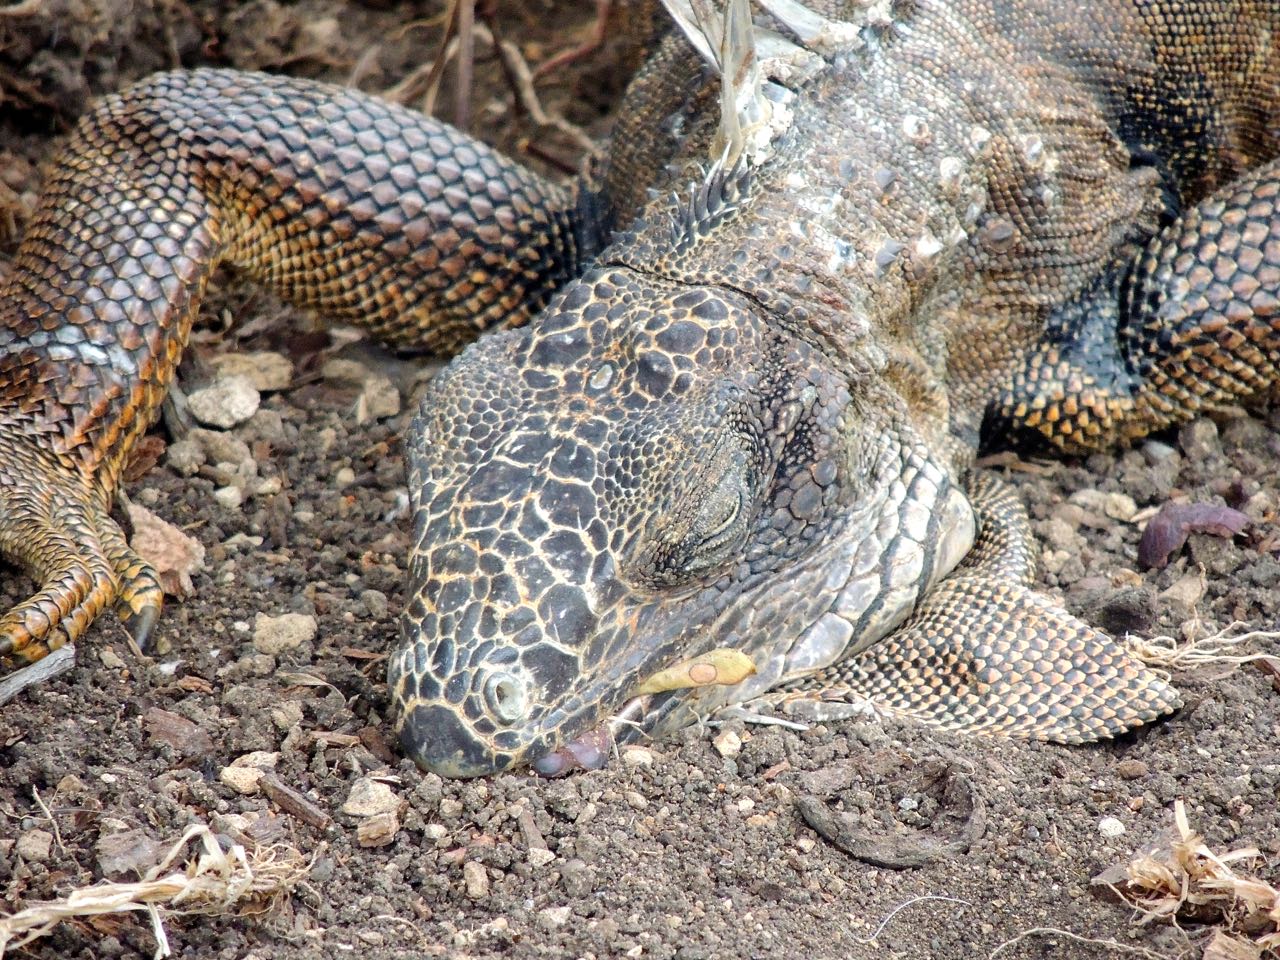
left=388, top=264, right=974, bottom=776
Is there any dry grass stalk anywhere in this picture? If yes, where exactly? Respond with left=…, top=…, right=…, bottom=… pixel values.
left=1097, top=801, right=1279, bottom=958
left=1128, top=621, right=1280, bottom=676
left=0, top=824, right=307, bottom=958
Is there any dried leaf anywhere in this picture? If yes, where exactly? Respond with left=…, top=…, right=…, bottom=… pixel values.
left=1138, top=502, right=1250, bottom=569
left=127, top=504, right=206, bottom=597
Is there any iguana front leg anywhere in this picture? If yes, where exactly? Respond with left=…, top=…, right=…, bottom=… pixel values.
left=994, top=158, right=1280, bottom=450
left=763, top=473, right=1181, bottom=742
left=0, top=68, right=595, bottom=671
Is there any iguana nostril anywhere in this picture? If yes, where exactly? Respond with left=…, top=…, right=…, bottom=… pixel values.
left=483, top=671, right=529, bottom=724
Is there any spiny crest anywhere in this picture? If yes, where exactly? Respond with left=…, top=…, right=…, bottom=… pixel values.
left=667, top=152, right=753, bottom=252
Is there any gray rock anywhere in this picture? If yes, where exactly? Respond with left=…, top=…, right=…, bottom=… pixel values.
left=16, top=828, right=53, bottom=862
left=356, top=374, right=401, bottom=423
left=188, top=375, right=261, bottom=429
left=252, top=612, right=317, bottom=655
left=1141, top=439, right=1178, bottom=465
left=190, top=428, right=254, bottom=470
left=165, top=439, right=205, bottom=476
left=1178, top=418, right=1221, bottom=462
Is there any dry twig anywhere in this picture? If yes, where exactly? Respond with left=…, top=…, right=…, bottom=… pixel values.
left=0, top=646, right=75, bottom=706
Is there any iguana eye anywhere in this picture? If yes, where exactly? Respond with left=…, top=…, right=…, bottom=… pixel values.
left=689, top=481, right=743, bottom=562
left=625, top=441, right=755, bottom=588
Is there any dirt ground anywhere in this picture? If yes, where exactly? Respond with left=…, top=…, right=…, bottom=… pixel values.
left=1, top=2, right=1278, bottom=958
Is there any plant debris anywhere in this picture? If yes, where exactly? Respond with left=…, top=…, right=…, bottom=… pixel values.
left=0, top=825, right=307, bottom=958
left=1092, top=801, right=1280, bottom=958
left=1137, top=502, right=1251, bottom=570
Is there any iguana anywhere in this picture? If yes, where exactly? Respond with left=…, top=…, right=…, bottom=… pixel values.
left=0, top=0, right=1276, bottom=777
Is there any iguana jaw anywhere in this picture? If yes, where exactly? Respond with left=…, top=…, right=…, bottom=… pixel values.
left=527, top=456, right=976, bottom=778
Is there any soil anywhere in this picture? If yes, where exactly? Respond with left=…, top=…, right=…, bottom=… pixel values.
left=1, top=3, right=1278, bottom=959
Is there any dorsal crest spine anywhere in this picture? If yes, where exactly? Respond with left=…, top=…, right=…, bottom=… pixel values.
left=669, top=154, right=753, bottom=251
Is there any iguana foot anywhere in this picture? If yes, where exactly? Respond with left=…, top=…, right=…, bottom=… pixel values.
left=762, top=473, right=1182, bottom=743
left=98, top=511, right=165, bottom=646
left=0, top=447, right=161, bottom=671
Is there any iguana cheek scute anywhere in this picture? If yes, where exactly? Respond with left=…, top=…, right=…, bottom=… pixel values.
left=782, top=474, right=976, bottom=677
left=3, top=0, right=1278, bottom=776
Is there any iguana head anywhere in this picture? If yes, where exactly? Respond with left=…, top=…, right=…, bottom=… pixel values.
left=388, top=264, right=975, bottom=777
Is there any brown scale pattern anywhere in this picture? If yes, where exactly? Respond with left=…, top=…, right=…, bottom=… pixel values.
left=1, top=68, right=586, bottom=668
left=997, top=159, right=1280, bottom=449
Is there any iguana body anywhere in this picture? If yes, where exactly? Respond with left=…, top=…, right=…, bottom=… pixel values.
left=1, top=1, right=1276, bottom=777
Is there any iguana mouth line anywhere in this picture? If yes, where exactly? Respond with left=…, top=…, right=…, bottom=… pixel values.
left=532, top=694, right=655, bottom=778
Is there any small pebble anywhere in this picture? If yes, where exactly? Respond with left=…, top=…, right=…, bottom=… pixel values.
left=1098, top=816, right=1126, bottom=838
left=1041, top=516, right=1079, bottom=550
left=252, top=612, right=317, bottom=655
left=341, top=778, right=400, bottom=818
left=712, top=729, right=743, bottom=757
left=356, top=374, right=401, bottom=423
left=528, top=848, right=556, bottom=868
left=98, top=647, right=126, bottom=670
left=209, top=351, right=294, bottom=392
left=620, top=745, right=654, bottom=767
left=321, top=358, right=370, bottom=383
left=187, top=375, right=261, bottom=429
left=1141, top=439, right=1178, bottom=465
left=360, top=589, right=390, bottom=619
left=1114, top=759, right=1149, bottom=780
left=214, top=485, right=244, bottom=510
left=270, top=701, right=304, bottom=732
left=16, top=829, right=53, bottom=862
left=537, top=906, right=571, bottom=930
left=1102, top=492, right=1137, bottom=522
left=560, top=858, right=594, bottom=896
left=356, top=811, right=400, bottom=848
left=624, top=791, right=648, bottom=811
left=165, top=439, right=205, bottom=476
left=463, top=860, right=489, bottom=900
left=1178, top=418, right=1221, bottom=461
left=1159, top=572, right=1206, bottom=617
left=438, top=798, right=463, bottom=819
left=190, top=428, right=253, bottom=468
left=219, top=765, right=266, bottom=795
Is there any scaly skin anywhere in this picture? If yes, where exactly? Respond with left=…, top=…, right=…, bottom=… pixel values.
left=0, top=68, right=592, bottom=668
left=2, top=2, right=1277, bottom=778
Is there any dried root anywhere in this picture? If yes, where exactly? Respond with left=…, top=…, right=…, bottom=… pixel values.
left=1128, top=621, right=1280, bottom=676
left=1092, top=801, right=1280, bottom=959
left=0, top=825, right=307, bottom=958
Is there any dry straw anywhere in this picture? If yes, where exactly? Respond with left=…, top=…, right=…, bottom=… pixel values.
left=0, top=824, right=306, bottom=958
left=1098, top=800, right=1280, bottom=958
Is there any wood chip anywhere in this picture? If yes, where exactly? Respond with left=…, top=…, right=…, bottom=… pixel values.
left=142, top=707, right=214, bottom=759
left=259, top=773, right=333, bottom=831
left=0, top=646, right=76, bottom=707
